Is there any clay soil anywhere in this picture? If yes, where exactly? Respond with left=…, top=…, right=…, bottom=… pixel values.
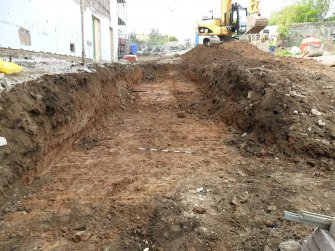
left=0, top=43, right=334, bottom=251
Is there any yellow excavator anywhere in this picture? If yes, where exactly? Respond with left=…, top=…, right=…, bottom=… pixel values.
left=197, top=0, right=268, bottom=45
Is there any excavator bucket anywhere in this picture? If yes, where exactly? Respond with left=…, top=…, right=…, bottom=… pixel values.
left=245, top=15, right=268, bottom=34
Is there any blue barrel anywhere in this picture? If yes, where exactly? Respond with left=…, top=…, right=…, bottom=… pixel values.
left=195, top=33, right=199, bottom=45
left=130, top=43, right=138, bottom=55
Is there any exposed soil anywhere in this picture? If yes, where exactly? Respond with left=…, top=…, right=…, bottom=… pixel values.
left=0, top=65, right=142, bottom=202
left=183, top=43, right=335, bottom=160
left=0, top=44, right=334, bottom=251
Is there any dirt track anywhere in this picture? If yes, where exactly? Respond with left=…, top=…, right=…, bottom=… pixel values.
left=0, top=44, right=335, bottom=251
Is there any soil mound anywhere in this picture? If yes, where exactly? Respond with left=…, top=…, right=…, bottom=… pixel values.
left=182, top=43, right=335, bottom=159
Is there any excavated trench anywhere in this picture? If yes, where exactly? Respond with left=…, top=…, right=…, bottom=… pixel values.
left=0, top=65, right=143, bottom=203
left=0, top=43, right=334, bottom=251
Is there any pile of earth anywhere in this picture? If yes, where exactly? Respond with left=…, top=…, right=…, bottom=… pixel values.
left=182, top=43, right=335, bottom=161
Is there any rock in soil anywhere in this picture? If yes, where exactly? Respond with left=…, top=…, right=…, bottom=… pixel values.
left=177, top=111, right=186, bottom=118
left=72, top=231, right=92, bottom=243
left=278, top=240, right=301, bottom=251
left=193, top=206, right=207, bottom=214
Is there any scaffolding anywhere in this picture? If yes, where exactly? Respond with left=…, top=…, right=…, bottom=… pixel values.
left=117, top=0, right=128, bottom=59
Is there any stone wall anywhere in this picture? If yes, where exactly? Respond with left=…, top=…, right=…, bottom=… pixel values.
left=288, top=21, right=335, bottom=51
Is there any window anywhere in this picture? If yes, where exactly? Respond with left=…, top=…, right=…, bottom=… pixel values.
left=70, top=43, right=75, bottom=53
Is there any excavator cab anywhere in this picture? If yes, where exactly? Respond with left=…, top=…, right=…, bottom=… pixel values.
left=197, top=0, right=268, bottom=44
left=229, top=3, right=247, bottom=36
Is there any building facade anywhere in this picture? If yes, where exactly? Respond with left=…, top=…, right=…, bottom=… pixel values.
left=0, top=0, right=119, bottom=62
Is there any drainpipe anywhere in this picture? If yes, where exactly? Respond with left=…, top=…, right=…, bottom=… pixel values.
left=80, top=0, right=86, bottom=64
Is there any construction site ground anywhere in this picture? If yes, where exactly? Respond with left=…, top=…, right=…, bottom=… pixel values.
left=0, top=43, right=334, bottom=251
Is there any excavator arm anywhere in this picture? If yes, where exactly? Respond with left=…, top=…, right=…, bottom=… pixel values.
left=221, top=0, right=232, bottom=26
left=197, top=0, right=268, bottom=43
left=246, top=0, right=268, bottom=34
left=249, top=0, right=260, bottom=15
left=221, top=0, right=267, bottom=34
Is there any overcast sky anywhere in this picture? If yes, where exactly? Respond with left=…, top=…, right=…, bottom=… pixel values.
left=127, top=0, right=293, bottom=41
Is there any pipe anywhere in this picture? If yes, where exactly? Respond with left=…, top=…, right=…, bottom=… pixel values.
left=80, top=0, right=86, bottom=64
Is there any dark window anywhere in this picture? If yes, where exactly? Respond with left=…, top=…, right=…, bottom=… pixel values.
left=70, top=43, right=75, bottom=53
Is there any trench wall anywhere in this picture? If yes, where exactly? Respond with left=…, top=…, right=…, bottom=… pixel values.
left=0, top=65, right=142, bottom=204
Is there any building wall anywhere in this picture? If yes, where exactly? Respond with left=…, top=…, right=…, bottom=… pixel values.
left=0, top=0, right=118, bottom=62
left=110, top=0, right=119, bottom=61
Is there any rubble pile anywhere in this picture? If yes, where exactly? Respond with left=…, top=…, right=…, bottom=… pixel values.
left=182, top=43, right=335, bottom=160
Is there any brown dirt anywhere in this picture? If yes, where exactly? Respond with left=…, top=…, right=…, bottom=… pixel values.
left=0, top=65, right=143, bottom=202
left=182, top=43, right=335, bottom=160
left=0, top=44, right=334, bottom=251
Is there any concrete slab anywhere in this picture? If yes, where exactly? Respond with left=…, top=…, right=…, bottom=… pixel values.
left=330, top=221, right=335, bottom=240
left=301, top=234, right=320, bottom=251
left=313, top=228, right=335, bottom=251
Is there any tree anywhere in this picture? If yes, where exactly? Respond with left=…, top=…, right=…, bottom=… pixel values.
left=270, top=0, right=332, bottom=38
left=326, top=14, right=335, bottom=21
left=148, top=29, right=178, bottom=46
left=314, top=0, right=331, bottom=19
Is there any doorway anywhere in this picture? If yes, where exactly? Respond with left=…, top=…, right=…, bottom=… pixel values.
left=92, top=16, right=101, bottom=62
left=110, top=27, right=114, bottom=62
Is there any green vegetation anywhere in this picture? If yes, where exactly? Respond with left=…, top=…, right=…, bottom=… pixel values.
left=270, top=0, right=332, bottom=38
left=147, top=29, right=178, bottom=46
left=325, top=15, right=335, bottom=21
left=129, top=29, right=178, bottom=48
left=275, top=50, right=293, bottom=57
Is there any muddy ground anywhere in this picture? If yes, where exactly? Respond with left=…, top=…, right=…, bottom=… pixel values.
left=0, top=43, right=334, bottom=251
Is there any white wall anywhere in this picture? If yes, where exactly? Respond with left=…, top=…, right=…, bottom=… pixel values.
left=0, top=0, right=118, bottom=62
left=110, top=0, right=119, bottom=61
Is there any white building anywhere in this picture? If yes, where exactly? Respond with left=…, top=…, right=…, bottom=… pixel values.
left=0, top=0, right=119, bottom=62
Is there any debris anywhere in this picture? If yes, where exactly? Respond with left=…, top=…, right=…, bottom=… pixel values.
left=124, top=54, right=138, bottom=63
left=311, top=109, right=322, bottom=116
left=242, top=132, right=248, bottom=137
left=283, top=211, right=335, bottom=229
left=265, top=219, right=277, bottom=228
left=196, top=187, right=207, bottom=193
left=279, top=240, right=300, bottom=251
left=72, top=231, right=92, bottom=243
left=143, top=248, right=149, bottom=251
left=138, top=147, right=195, bottom=154
left=144, top=72, right=154, bottom=80
left=0, top=73, right=8, bottom=88
left=317, top=120, right=326, bottom=127
left=267, top=205, right=277, bottom=213
left=247, top=91, right=253, bottom=99
left=230, top=197, right=240, bottom=206
left=72, top=223, right=87, bottom=231
left=306, top=228, right=335, bottom=251
left=193, top=207, right=207, bottom=214
left=80, top=67, right=93, bottom=73
left=289, top=46, right=300, bottom=55
left=293, top=110, right=299, bottom=115
left=239, top=192, right=249, bottom=203
left=176, top=111, right=186, bottom=118
left=0, top=137, right=7, bottom=147
left=131, top=89, right=147, bottom=93
left=331, top=221, right=335, bottom=239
